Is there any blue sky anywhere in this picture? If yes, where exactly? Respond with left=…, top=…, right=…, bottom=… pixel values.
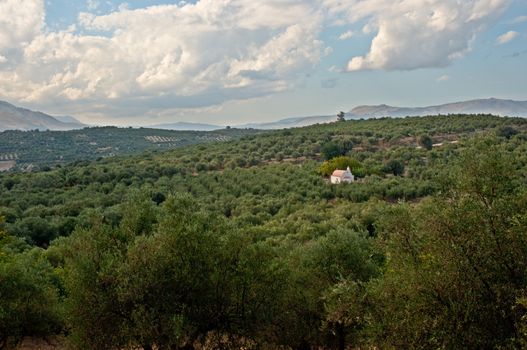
left=0, top=0, right=525, bottom=126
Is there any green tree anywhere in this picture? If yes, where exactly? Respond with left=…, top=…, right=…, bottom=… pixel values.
left=367, top=142, right=527, bottom=349
left=383, top=159, right=405, bottom=176
left=62, top=223, right=131, bottom=350
left=0, top=219, right=62, bottom=349
left=496, top=125, right=518, bottom=139
left=418, top=134, right=433, bottom=150
left=321, top=142, right=346, bottom=161
left=318, top=156, right=364, bottom=177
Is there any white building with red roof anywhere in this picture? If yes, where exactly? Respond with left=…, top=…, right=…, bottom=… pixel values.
left=330, top=166, right=355, bottom=184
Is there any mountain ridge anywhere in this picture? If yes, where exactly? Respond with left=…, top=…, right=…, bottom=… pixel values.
left=148, top=121, right=222, bottom=131
left=0, top=100, right=85, bottom=131
left=1, top=98, right=526, bottom=132
left=235, top=98, right=527, bottom=130
left=348, top=98, right=527, bottom=119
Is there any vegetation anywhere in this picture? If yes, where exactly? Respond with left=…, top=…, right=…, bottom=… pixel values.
left=418, top=133, right=433, bottom=150
left=1, top=114, right=527, bottom=349
left=318, top=156, right=364, bottom=177
left=0, top=126, right=261, bottom=171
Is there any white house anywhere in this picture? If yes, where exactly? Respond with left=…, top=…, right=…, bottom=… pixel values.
left=330, top=167, right=355, bottom=184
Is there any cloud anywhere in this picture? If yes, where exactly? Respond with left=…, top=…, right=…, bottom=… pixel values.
left=436, top=75, right=450, bottom=82
left=328, top=65, right=342, bottom=73
left=86, top=0, right=100, bottom=11
left=0, top=0, right=44, bottom=54
left=511, top=15, right=527, bottom=24
left=0, top=0, right=324, bottom=120
left=338, top=30, right=354, bottom=40
left=0, top=0, right=515, bottom=122
left=322, top=0, right=511, bottom=71
left=496, top=30, right=519, bottom=44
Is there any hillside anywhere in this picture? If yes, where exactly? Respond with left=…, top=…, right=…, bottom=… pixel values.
left=148, top=121, right=223, bottom=131
left=0, top=100, right=85, bottom=131
left=54, top=115, right=86, bottom=125
left=2, top=98, right=526, bottom=134
left=102, top=98, right=527, bottom=132
left=0, top=126, right=262, bottom=171
left=349, top=98, right=527, bottom=118
left=239, top=115, right=335, bottom=129
left=234, top=98, right=527, bottom=129
left=1, top=114, right=527, bottom=349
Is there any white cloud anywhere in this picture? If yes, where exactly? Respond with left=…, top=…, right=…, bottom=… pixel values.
left=436, top=75, right=450, bottom=82
left=0, top=0, right=515, bottom=122
left=0, top=0, right=324, bottom=120
left=496, top=30, right=519, bottom=44
left=328, top=65, right=342, bottom=73
left=86, top=0, right=100, bottom=11
left=323, top=0, right=511, bottom=71
left=117, top=2, right=129, bottom=11
left=0, top=0, right=44, bottom=53
left=338, top=30, right=354, bottom=40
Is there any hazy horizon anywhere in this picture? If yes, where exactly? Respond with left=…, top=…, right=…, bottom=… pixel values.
left=0, top=0, right=526, bottom=126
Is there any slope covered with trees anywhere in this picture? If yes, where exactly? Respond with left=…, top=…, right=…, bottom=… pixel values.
left=1, top=114, right=527, bottom=349
left=0, top=126, right=261, bottom=171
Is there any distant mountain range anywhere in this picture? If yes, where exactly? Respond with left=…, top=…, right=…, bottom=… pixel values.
left=0, top=101, right=85, bottom=131
left=54, top=115, right=86, bottom=125
left=1, top=98, right=526, bottom=132
left=148, top=122, right=222, bottom=131
left=238, top=115, right=338, bottom=129
left=234, top=98, right=527, bottom=129
left=347, top=98, right=527, bottom=119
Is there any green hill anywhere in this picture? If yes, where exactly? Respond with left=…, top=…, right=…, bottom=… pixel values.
left=0, top=126, right=261, bottom=171
left=1, top=114, right=527, bottom=349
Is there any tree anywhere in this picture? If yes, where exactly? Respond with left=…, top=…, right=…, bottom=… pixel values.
left=367, top=142, right=527, bottom=349
left=496, top=125, right=518, bottom=139
left=321, top=142, right=345, bottom=160
left=318, top=156, right=364, bottom=177
left=62, top=224, right=132, bottom=350
left=418, top=134, right=433, bottom=150
left=0, top=218, right=62, bottom=349
left=383, top=159, right=405, bottom=176
left=337, top=111, right=346, bottom=122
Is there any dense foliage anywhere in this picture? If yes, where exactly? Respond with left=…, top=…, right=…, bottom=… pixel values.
left=0, top=126, right=261, bottom=171
left=318, top=156, right=365, bottom=177
left=1, top=114, right=527, bottom=349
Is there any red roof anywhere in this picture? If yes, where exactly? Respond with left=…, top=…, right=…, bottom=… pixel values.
left=332, top=170, right=346, bottom=177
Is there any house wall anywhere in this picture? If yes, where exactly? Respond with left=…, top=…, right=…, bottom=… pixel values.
left=330, top=176, right=341, bottom=184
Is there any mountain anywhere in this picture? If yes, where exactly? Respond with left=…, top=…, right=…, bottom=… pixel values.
left=238, top=98, right=527, bottom=130
left=54, top=115, right=87, bottom=126
left=151, top=116, right=337, bottom=131
left=0, top=100, right=85, bottom=131
left=149, top=122, right=222, bottom=131
left=348, top=98, right=527, bottom=119
left=3, top=98, right=526, bottom=133
left=239, top=115, right=335, bottom=129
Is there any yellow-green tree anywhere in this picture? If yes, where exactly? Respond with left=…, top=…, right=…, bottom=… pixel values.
left=318, top=156, right=364, bottom=177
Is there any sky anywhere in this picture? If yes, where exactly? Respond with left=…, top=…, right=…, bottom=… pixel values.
left=0, top=0, right=526, bottom=126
